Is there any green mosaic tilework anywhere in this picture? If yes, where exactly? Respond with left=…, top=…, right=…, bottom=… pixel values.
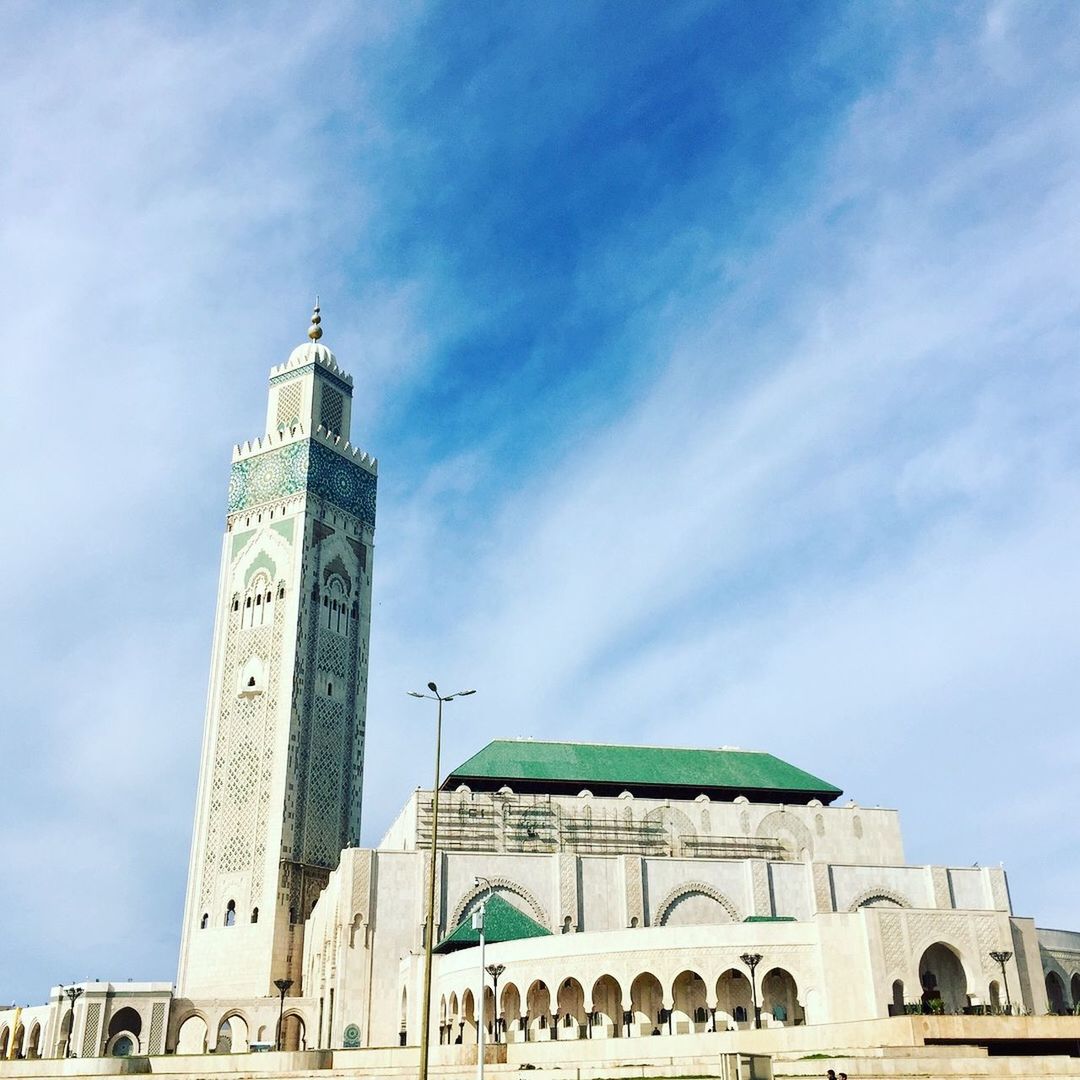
left=435, top=892, right=551, bottom=953
left=228, top=439, right=376, bottom=525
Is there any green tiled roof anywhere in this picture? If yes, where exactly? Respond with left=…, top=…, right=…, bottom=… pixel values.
left=435, top=892, right=552, bottom=953
left=443, top=739, right=841, bottom=803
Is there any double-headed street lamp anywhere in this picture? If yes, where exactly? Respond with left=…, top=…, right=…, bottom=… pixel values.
left=274, top=978, right=294, bottom=1051
left=60, top=985, right=84, bottom=1058
left=989, top=950, right=1013, bottom=1013
left=740, top=953, right=763, bottom=1030
left=408, top=682, right=476, bottom=1080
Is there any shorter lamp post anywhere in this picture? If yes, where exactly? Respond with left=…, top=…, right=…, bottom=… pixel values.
left=486, top=964, right=505, bottom=1042
left=740, top=953, right=763, bottom=1030
left=274, top=978, right=294, bottom=1051
left=989, top=950, right=1013, bottom=1014
left=61, top=985, right=84, bottom=1058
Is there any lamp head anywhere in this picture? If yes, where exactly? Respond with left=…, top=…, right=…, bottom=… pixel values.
left=428, top=681, right=438, bottom=693
left=407, top=691, right=425, bottom=698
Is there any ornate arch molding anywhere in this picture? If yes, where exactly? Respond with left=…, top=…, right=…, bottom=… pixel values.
left=655, top=881, right=742, bottom=925
left=848, top=888, right=912, bottom=912
left=450, top=878, right=550, bottom=929
left=755, top=810, right=814, bottom=857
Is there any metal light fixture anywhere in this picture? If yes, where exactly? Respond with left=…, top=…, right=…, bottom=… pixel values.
left=486, top=964, right=506, bottom=1043
left=989, top=950, right=1013, bottom=1013
left=274, top=978, right=294, bottom=1051
left=409, top=683, right=476, bottom=1080
left=61, top=985, right=84, bottom=1058
left=740, top=953, right=763, bottom=1030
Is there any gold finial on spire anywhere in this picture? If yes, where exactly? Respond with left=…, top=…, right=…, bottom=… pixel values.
left=308, top=295, right=323, bottom=341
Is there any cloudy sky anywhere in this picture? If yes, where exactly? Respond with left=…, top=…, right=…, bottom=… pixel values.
left=2, top=1, right=1079, bottom=1004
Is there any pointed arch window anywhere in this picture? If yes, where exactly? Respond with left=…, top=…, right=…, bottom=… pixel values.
left=224, top=900, right=236, bottom=927
left=251, top=907, right=259, bottom=924
left=200, top=913, right=209, bottom=929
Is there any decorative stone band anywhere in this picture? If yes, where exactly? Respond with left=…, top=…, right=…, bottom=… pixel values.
left=228, top=437, right=377, bottom=524
left=269, top=360, right=353, bottom=395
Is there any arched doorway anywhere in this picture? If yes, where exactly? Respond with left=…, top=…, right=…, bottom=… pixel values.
left=526, top=981, right=550, bottom=1041
left=716, top=969, right=752, bottom=1028
left=0, top=1026, right=9, bottom=1059
left=500, top=983, right=521, bottom=1043
left=461, top=990, right=477, bottom=1045
left=556, top=978, right=586, bottom=1039
left=10, top=1026, right=23, bottom=1060
left=988, top=980, right=1001, bottom=1012
left=891, top=979, right=905, bottom=1014
left=218, top=1014, right=248, bottom=1053
left=671, top=970, right=707, bottom=1033
left=919, top=943, right=968, bottom=1013
left=56, top=1009, right=73, bottom=1057
left=1046, top=971, right=1068, bottom=1014
left=448, top=993, right=461, bottom=1044
left=761, top=968, right=802, bottom=1025
left=26, top=1023, right=40, bottom=1059
left=176, top=1015, right=208, bottom=1055
left=629, top=972, right=663, bottom=1036
left=106, top=1006, right=142, bottom=1055
left=590, top=975, right=622, bottom=1039
left=482, top=987, right=495, bottom=1042
left=1072, top=974, right=1080, bottom=1012
left=400, top=988, right=408, bottom=1046
left=280, top=1012, right=305, bottom=1051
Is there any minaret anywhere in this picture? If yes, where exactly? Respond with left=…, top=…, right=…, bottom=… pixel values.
left=177, top=303, right=377, bottom=998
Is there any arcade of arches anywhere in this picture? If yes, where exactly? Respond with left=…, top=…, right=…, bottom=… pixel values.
left=437, top=966, right=804, bottom=1043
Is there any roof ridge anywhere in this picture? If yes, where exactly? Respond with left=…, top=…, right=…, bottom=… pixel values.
left=487, top=737, right=761, bottom=756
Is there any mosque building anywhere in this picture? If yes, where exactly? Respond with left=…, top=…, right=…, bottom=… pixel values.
left=3, top=310, right=1080, bottom=1070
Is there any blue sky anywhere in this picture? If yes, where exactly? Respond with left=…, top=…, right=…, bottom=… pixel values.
left=2, top=2, right=1079, bottom=1004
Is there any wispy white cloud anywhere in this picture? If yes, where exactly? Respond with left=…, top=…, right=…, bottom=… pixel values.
left=3, top=1, right=1079, bottom=1005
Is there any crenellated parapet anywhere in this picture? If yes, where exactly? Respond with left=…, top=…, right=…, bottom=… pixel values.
left=232, top=421, right=377, bottom=473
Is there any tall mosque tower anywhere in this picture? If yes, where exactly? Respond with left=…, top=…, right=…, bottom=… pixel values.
left=177, top=303, right=377, bottom=998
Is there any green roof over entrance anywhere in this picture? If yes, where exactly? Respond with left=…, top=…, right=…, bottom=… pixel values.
left=435, top=892, right=552, bottom=953
left=443, top=739, right=842, bottom=804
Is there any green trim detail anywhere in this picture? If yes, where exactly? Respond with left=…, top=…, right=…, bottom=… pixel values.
left=231, top=530, right=254, bottom=559
left=244, top=551, right=277, bottom=585
left=435, top=893, right=551, bottom=953
left=271, top=519, right=295, bottom=543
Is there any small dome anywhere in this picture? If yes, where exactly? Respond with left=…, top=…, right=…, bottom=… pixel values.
left=285, top=341, right=338, bottom=369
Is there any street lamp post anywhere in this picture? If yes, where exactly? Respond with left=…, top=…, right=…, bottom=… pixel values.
left=409, top=683, right=476, bottom=1080
left=486, top=964, right=505, bottom=1042
left=740, top=954, right=763, bottom=1030
left=61, top=985, right=83, bottom=1058
left=473, top=876, right=494, bottom=1080
left=274, top=978, right=294, bottom=1051
left=989, top=950, right=1013, bottom=1014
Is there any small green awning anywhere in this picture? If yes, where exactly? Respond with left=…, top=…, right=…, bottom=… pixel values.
left=435, top=893, right=552, bottom=954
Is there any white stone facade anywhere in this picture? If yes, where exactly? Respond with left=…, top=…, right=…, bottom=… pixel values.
left=176, top=311, right=377, bottom=1001
left=301, top=785, right=1047, bottom=1050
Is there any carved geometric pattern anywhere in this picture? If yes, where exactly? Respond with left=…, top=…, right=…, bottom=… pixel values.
left=622, top=855, right=644, bottom=927
left=319, top=635, right=350, bottom=678
left=319, top=388, right=344, bottom=435
left=930, top=866, right=951, bottom=908
left=750, top=861, right=770, bottom=915
left=654, top=881, right=741, bottom=924
left=276, top=382, right=302, bottom=430
left=82, top=1003, right=101, bottom=1057
left=877, top=911, right=907, bottom=978
left=848, top=887, right=912, bottom=911
left=228, top=439, right=376, bottom=524
left=450, top=877, right=550, bottom=930
left=974, top=915, right=1001, bottom=976
left=756, top=810, right=813, bottom=859
left=350, top=850, right=372, bottom=923
left=148, top=1003, right=165, bottom=1055
left=811, top=862, right=833, bottom=913
left=558, top=852, right=579, bottom=930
